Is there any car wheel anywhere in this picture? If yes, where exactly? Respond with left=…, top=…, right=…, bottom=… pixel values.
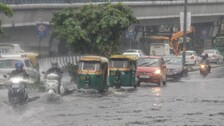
left=158, top=78, right=162, bottom=86
left=216, top=59, right=219, bottom=64
left=163, top=75, right=167, bottom=85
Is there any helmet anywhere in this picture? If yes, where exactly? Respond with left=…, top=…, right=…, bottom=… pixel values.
left=15, top=61, right=24, bottom=69
left=51, top=61, right=58, bottom=68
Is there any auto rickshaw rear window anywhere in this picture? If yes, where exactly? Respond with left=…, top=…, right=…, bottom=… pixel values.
left=79, top=61, right=101, bottom=71
left=109, top=59, right=128, bottom=68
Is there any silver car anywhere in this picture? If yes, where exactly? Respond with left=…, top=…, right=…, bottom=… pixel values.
left=201, top=49, right=223, bottom=64
left=122, top=49, right=145, bottom=57
left=0, top=57, right=40, bottom=86
left=179, top=50, right=201, bottom=66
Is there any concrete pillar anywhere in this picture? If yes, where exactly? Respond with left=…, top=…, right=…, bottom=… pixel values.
left=0, top=26, right=56, bottom=56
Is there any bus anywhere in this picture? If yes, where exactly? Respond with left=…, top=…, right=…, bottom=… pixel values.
left=149, top=36, right=173, bottom=56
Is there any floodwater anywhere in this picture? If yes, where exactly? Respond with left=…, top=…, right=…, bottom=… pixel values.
left=1, top=67, right=224, bottom=126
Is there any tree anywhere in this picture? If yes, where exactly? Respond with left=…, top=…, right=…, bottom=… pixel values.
left=51, top=3, right=138, bottom=57
left=0, top=3, right=13, bottom=34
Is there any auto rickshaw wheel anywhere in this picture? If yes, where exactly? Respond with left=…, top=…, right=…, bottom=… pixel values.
left=115, top=83, right=121, bottom=89
left=137, top=81, right=141, bottom=86
left=133, top=84, right=137, bottom=89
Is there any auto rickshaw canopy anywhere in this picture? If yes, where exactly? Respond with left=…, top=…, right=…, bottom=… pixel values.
left=18, top=52, right=39, bottom=66
left=110, top=55, right=137, bottom=61
left=79, top=56, right=109, bottom=63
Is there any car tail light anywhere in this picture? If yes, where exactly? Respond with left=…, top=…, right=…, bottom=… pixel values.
left=190, top=56, right=194, bottom=59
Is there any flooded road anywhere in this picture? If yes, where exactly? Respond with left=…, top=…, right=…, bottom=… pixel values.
left=1, top=67, right=224, bottom=126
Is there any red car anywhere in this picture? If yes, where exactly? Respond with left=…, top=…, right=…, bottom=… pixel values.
left=136, top=56, right=167, bottom=86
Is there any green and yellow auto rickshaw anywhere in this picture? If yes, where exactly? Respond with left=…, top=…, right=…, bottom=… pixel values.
left=109, top=55, right=137, bottom=88
left=77, top=56, right=109, bottom=92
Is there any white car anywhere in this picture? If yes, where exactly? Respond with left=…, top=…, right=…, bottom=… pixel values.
left=201, top=49, right=223, bottom=64
left=179, top=50, right=201, bottom=66
left=0, top=43, right=24, bottom=54
left=0, top=57, right=40, bottom=86
left=122, top=49, right=145, bottom=57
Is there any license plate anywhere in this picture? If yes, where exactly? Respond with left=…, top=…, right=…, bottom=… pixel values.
left=167, top=73, right=173, bottom=76
left=12, top=84, right=20, bottom=88
left=139, top=75, right=149, bottom=78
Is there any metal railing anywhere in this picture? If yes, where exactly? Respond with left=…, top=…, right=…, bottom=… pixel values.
left=38, top=55, right=81, bottom=73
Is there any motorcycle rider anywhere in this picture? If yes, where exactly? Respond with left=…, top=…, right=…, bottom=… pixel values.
left=200, top=53, right=211, bottom=73
left=45, top=61, right=63, bottom=92
left=9, top=61, right=29, bottom=79
left=8, top=61, right=29, bottom=104
left=45, top=61, right=63, bottom=77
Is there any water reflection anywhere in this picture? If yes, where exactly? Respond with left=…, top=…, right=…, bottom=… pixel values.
left=152, top=87, right=161, bottom=96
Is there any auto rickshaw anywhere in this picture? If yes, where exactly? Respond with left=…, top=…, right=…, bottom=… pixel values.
left=77, top=56, right=109, bottom=92
left=109, top=55, right=137, bottom=88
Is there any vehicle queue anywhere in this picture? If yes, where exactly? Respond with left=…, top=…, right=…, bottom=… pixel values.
left=0, top=44, right=222, bottom=106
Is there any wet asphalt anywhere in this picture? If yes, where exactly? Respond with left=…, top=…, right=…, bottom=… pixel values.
left=0, top=67, right=224, bottom=126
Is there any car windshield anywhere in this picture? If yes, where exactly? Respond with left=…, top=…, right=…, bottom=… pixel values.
left=123, top=53, right=138, bottom=57
left=203, top=50, right=215, bottom=54
left=179, top=51, right=194, bottom=56
left=137, top=58, right=159, bottom=67
left=125, top=49, right=138, bottom=53
left=79, top=61, right=101, bottom=71
left=164, top=57, right=182, bottom=65
left=0, top=59, right=21, bottom=68
left=109, top=59, right=128, bottom=68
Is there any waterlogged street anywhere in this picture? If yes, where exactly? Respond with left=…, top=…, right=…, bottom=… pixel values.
left=1, top=67, right=224, bottom=126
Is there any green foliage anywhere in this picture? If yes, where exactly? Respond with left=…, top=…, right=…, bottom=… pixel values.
left=0, top=3, right=13, bottom=34
left=64, top=63, right=79, bottom=82
left=51, top=3, right=138, bottom=57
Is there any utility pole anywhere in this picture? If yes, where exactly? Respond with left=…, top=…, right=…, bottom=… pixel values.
left=182, top=0, right=188, bottom=68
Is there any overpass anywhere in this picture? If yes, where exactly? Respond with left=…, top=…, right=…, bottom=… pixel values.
left=0, top=0, right=224, bottom=55
left=1, top=0, right=224, bottom=27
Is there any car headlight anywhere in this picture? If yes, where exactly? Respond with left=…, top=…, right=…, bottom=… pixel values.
left=11, top=78, right=23, bottom=83
left=200, top=64, right=205, bottom=68
left=154, top=69, right=161, bottom=74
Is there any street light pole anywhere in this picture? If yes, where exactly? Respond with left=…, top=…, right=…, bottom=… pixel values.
left=182, top=0, right=188, bottom=68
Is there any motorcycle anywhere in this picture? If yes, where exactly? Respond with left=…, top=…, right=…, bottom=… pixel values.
left=43, top=72, right=65, bottom=96
left=199, top=63, right=208, bottom=77
left=6, top=76, right=31, bottom=106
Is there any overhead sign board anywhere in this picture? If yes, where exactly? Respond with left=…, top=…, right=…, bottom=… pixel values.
left=126, top=26, right=135, bottom=39
left=36, top=23, right=48, bottom=38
